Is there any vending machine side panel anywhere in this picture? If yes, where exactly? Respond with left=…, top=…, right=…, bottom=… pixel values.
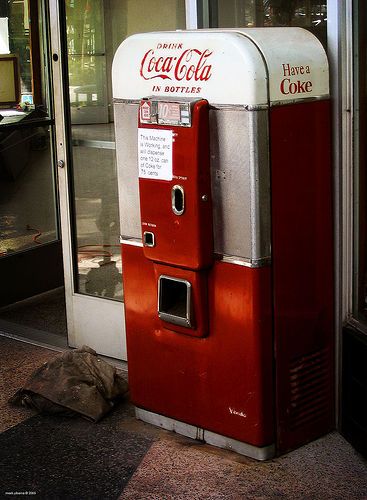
left=270, top=99, right=334, bottom=453
left=115, top=101, right=141, bottom=240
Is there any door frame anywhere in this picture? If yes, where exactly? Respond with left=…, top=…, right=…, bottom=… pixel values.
left=327, top=0, right=354, bottom=427
left=48, top=0, right=126, bottom=360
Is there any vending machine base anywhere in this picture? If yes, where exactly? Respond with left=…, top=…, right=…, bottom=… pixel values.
left=136, top=407, right=276, bottom=461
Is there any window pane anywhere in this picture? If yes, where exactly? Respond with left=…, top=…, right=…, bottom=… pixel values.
left=66, top=0, right=186, bottom=301
left=213, top=0, right=327, bottom=47
left=0, top=0, right=51, bottom=115
left=0, top=1, right=58, bottom=258
left=0, top=125, right=58, bottom=255
left=7, top=0, right=31, bottom=96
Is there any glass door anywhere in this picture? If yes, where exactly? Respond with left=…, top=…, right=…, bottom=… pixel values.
left=51, top=0, right=186, bottom=360
left=0, top=0, right=62, bottom=308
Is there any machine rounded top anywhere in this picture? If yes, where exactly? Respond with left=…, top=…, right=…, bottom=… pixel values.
left=112, top=28, right=329, bottom=107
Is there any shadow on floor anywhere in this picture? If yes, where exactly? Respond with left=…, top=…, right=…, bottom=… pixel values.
left=0, top=288, right=68, bottom=351
left=0, top=336, right=366, bottom=500
left=0, top=288, right=67, bottom=338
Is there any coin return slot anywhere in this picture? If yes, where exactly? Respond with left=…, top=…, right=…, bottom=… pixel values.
left=158, top=275, right=192, bottom=328
left=172, top=185, right=185, bottom=216
left=144, top=231, right=155, bottom=247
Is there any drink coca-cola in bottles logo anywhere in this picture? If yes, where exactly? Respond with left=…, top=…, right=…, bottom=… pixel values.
left=139, top=42, right=213, bottom=95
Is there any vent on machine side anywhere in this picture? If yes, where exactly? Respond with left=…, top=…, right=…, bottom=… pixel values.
left=288, top=348, right=332, bottom=430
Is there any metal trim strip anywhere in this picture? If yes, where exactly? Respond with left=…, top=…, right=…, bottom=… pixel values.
left=113, top=98, right=141, bottom=105
left=72, top=139, right=116, bottom=150
left=204, top=430, right=275, bottom=461
left=218, top=254, right=271, bottom=268
left=119, top=236, right=143, bottom=247
left=113, top=96, right=329, bottom=110
left=136, top=407, right=275, bottom=461
left=118, top=242, right=271, bottom=266
left=0, top=117, right=55, bottom=130
left=270, top=95, right=330, bottom=107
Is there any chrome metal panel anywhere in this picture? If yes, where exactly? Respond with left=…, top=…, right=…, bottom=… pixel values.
left=114, top=102, right=141, bottom=238
left=135, top=407, right=275, bottom=461
left=72, top=139, right=115, bottom=150
left=219, top=254, right=271, bottom=268
left=204, top=430, right=275, bottom=461
left=119, top=236, right=143, bottom=247
left=209, top=108, right=271, bottom=262
left=139, top=97, right=199, bottom=127
left=135, top=407, right=201, bottom=440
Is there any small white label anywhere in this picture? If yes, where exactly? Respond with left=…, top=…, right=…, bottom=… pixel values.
left=140, top=101, right=151, bottom=121
left=229, top=407, right=247, bottom=419
left=138, top=128, right=173, bottom=180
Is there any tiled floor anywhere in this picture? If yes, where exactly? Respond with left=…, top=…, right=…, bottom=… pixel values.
left=1, top=336, right=367, bottom=500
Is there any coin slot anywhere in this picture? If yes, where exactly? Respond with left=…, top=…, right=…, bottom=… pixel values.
left=172, top=185, right=185, bottom=216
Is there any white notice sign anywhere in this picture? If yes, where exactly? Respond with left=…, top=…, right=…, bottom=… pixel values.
left=138, top=128, right=173, bottom=180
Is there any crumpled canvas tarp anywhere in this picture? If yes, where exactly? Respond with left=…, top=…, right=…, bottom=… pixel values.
left=9, top=345, right=129, bottom=421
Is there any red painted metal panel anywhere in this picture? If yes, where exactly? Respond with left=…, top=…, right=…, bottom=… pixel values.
left=138, top=99, right=213, bottom=270
left=122, top=243, right=274, bottom=447
left=270, top=100, right=334, bottom=453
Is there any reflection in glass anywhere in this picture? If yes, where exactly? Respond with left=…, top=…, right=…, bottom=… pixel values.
left=0, top=0, right=57, bottom=258
left=215, top=0, right=327, bottom=46
left=72, top=125, right=122, bottom=300
left=0, top=126, right=57, bottom=255
left=0, top=0, right=51, bottom=113
left=66, top=0, right=108, bottom=124
left=66, top=0, right=186, bottom=301
left=6, top=0, right=31, bottom=96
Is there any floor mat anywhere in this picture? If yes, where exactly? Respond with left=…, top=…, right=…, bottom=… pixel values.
left=0, top=409, right=155, bottom=499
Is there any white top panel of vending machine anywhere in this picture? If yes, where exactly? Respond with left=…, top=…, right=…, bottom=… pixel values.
left=112, top=28, right=329, bottom=107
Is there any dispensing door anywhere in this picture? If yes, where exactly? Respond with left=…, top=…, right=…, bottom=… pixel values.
left=136, top=97, right=213, bottom=338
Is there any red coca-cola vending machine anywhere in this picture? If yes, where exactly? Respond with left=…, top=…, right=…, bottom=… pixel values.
left=112, top=28, right=334, bottom=460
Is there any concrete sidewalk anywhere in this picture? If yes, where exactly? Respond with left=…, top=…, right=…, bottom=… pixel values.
left=1, top=336, right=366, bottom=499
